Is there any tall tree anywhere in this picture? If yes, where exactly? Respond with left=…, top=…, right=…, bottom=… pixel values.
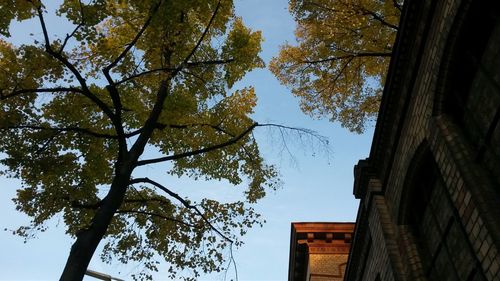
left=0, top=0, right=286, bottom=280
left=270, top=0, right=402, bottom=133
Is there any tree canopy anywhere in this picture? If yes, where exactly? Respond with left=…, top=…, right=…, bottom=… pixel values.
left=0, top=0, right=282, bottom=279
left=270, top=0, right=402, bottom=133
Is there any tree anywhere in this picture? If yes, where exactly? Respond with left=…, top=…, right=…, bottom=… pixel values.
left=0, top=0, right=283, bottom=280
left=270, top=0, right=402, bottom=133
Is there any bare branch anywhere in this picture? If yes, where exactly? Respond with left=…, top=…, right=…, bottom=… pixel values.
left=129, top=177, right=233, bottom=243
left=135, top=122, right=329, bottom=166
left=231, top=244, right=239, bottom=281
left=258, top=123, right=327, bottom=139
left=259, top=123, right=330, bottom=152
left=136, top=122, right=257, bottom=166
left=257, top=123, right=331, bottom=165
left=223, top=244, right=239, bottom=281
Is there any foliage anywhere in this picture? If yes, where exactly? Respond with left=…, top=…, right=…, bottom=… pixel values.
left=270, top=0, right=402, bottom=133
left=0, top=0, right=278, bottom=279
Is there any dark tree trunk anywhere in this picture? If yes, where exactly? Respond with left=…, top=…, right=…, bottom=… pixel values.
left=59, top=166, right=132, bottom=281
left=59, top=80, right=168, bottom=280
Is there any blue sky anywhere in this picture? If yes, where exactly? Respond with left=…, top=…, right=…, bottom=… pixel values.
left=0, top=1, right=373, bottom=280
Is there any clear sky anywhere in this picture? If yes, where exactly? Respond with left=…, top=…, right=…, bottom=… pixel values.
left=0, top=1, right=374, bottom=280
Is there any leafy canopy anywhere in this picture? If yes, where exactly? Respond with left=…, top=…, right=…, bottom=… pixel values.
left=0, top=0, right=278, bottom=279
left=270, top=0, right=402, bottom=133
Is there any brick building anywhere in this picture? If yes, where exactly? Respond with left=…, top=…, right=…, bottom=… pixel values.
left=345, top=0, right=500, bottom=280
left=289, top=223, right=355, bottom=281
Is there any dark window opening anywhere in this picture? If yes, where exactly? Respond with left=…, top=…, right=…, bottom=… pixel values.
left=402, top=148, right=487, bottom=280
left=444, top=1, right=499, bottom=124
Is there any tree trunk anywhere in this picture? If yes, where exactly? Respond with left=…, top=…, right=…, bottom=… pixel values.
left=59, top=166, right=132, bottom=281
left=59, top=80, right=169, bottom=280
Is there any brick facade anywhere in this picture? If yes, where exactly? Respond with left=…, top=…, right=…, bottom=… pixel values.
left=345, top=0, right=500, bottom=280
left=289, top=223, right=355, bottom=281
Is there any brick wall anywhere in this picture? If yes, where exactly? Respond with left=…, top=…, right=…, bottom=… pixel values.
left=345, top=0, right=500, bottom=280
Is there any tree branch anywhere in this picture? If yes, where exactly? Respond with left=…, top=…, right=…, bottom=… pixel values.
left=330, top=56, right=354, bottom=86
left=179, top=0, right=222, bottom=68
left=100, top=2, right=161, bottom=154
left=2, top=124, right=118, bottom=139
left=186, top=58, right=234, bottom=67
left=58, top=0, right=85, bottom=54
left=34, top=131, right=61, bottom=155
left=301, top=52, right=392, bottom=64
left=70, top=200, right=102, bottom=210
left=115, top=67, right=174, bottom=85
left=136, top=122, right=257, bottom=166
left=59, top=22, right=83, bottom=54
left=358, top=7, right=398, bottom=30
left=300, top=2, right=398, bottom=32
left=116, top=209, right=197, bottom=229
left=115, top=58, right=233, bottom=85
left=129, top=177, right=233, bottom=243
left=302, top=1, right=339, bottom=13
left=128, top=80, right=170, bottom=161
left=102, top=1, right=161, bottom=81
left=393, top=0, right=403, bottom=12
left=0, top=87, right=82, bottom=100
left=69, top=197, right=198, bottom=229
left=123, top=122, right=213, bottom=139
left=123, top=197, right=170, bottom=205
left=33, top=4, right=115, bottom=120
left=258, top=123, right=329, bottom=143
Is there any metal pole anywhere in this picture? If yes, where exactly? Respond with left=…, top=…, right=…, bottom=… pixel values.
left=85, top=269, right=125, bottom=281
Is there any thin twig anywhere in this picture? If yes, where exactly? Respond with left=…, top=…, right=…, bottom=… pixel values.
left=230, top=243, right=238, bottom=281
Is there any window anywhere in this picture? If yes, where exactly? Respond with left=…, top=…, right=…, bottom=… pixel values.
left=400, top=147, right=486, bottom=280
